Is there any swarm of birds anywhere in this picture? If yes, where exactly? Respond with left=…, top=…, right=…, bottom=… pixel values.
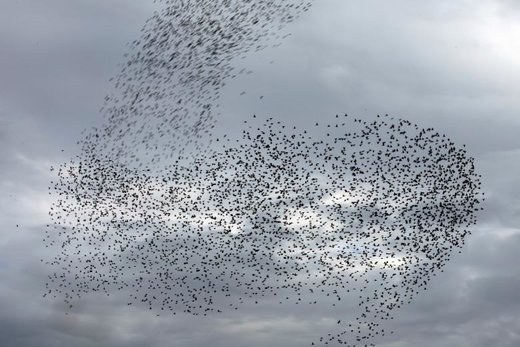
left=88, top=0, right=312, bottom=168
left=43, top=0, right=484, bottom=346
left=45, top=113, right=483, bottom=346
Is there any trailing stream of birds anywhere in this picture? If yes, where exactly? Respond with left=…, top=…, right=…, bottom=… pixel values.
left=43, top=1, right=484, bottom=346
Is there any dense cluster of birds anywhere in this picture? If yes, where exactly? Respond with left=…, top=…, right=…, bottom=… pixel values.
left=88, top=0, right=312, bottom=168
left=42, top=0, right=484, bottom=345
left=45, top=113, right=483, bottom=346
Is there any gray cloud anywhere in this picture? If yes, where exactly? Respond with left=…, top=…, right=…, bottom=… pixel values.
left=1, top=0, right=519, bottom=346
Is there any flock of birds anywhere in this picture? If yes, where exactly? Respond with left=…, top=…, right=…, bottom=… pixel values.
left=43, top=1, right=484, bottom=346
left=90, top=0, right=312, bottom=168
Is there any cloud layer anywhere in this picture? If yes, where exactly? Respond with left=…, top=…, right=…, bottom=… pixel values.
left=1, top=0, right=519, bottom=346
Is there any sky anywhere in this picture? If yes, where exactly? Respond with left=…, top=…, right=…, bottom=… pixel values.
left=1, top=0, right=520, bottom=346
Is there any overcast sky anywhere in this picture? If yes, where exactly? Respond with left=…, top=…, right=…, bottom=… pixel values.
left=1, top=0, right=520, bottom=346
